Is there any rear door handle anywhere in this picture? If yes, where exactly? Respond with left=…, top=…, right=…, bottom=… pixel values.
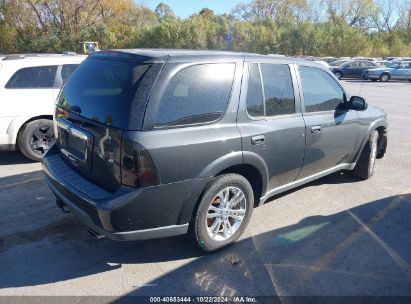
left=311, top=126, right=322, bottom=134
left=251, top=135, right=265, bottom=145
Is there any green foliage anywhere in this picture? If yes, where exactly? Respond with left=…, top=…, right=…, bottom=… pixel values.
left=0, top=0, right=410, bottom=57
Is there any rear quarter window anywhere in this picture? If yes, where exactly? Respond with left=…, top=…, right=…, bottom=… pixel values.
left=155, top=63, right=235, bottom=127
left=5, top=66, right=57, bottom=89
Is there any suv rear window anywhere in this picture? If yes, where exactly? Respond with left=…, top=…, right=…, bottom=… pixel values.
left=58, top=59, right=160, bottom=129
left=155, top=63, right=235, bottom=127
left=6, top=66, right=57, bottom=89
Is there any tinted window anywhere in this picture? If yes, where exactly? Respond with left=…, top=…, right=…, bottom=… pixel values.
left=299, top=66, right=345, bottom=112
left=399, top=62, right=411, bottom=69
left=61, top=64, right=79, bottom=82
left=246, top=63, right=264, bottom=117
left=155, top=63, right=235, bottom=127
left=349, top=61, right=360, bottom=67
left=59, top=59, right=158, bottom=129
left=6, top=66, right=57, bottom=88
left=260, top=64, right=295, bottom=116
left=360, top=61, right=372, bottom=67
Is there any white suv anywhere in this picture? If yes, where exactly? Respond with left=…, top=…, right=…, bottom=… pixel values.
left=0, top=54, right=86, bottom=161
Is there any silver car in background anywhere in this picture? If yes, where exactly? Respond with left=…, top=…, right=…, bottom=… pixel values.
left=365, top=61, right=411, bottom=82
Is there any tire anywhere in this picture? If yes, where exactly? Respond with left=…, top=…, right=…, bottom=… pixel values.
left=352, top=130, right=379, bottom=180
left=334, top=71, right=343, bottom=79
left=17, top=119, right=55, bottom=161
left=408, top=80, right=411, bottom=82
left=189, top=174, right=254, bottom=252
left=379, top=73, right=390, bottom=82
left=371, top=79, right=377, bottom=82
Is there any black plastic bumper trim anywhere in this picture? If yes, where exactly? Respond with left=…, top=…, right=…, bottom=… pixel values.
left=45, top=177, right=189, bottom=241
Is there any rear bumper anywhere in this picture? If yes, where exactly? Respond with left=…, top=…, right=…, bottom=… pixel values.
left=46, top=178, right=188, bottom=241
left=42, top=145, right=206, bottom=241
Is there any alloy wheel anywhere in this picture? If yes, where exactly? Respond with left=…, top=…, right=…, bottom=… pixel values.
left=205, top=186, right=247, bottom=242
left=380, top=74, right=389, bottom=82
left=29, top=125, right=54, bottom=156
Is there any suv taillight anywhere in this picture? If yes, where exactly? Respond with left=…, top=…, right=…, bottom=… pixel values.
left=120, top=140, right=159, bottom=187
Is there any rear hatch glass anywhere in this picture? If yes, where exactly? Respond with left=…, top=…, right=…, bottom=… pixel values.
left=54, top=57, right=163, bottom=192
left=58, top=58, right=162, bottom=130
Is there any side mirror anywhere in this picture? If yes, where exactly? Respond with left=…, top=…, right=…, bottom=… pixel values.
left=348, top=96, right=368, bottom=111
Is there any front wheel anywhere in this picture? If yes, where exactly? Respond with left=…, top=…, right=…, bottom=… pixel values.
left=352, top=130, right=379, bottom=180
left=379, top=73, right=390, bottom=82
left=189, top=174, right=254, bottom=252
left=17, top=119, right=55, bottom=161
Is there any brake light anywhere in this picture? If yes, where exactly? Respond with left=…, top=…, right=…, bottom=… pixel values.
left=120, top=140, right=159, bottom=187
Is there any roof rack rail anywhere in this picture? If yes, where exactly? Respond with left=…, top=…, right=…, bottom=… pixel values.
left=2, top=53, right=81, bottom=60
left=2, top=54, right=26, bottom=60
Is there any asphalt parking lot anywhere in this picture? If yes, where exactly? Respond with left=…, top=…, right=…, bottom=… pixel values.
left=1, top=80, right=411, bottom=299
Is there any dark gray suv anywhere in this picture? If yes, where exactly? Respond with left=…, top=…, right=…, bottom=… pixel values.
left=42, top=49, right=388, bottom=252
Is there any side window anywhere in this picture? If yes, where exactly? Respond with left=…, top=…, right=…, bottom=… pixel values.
left=260, top=63, right=295, bottom=116
left=299, top=66, right=345, bottom=112
left=350, top=61, right=360, bottom=67
left=246, top=63, right=264, bottom=117
left=61, top=64, right=79, bottom=83
left=155, top=63, right=235, bottom=127
left=5, top=66, right=57, bottom=89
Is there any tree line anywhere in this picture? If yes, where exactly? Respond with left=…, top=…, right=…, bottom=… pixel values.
left=0, top=0, right=410, bottom=57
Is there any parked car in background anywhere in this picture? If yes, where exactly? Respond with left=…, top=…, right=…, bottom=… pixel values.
left=329, top=59, right=350, bottom=66
left=386, top=57, right=411, bottom=61
left=43, top=49, right=388, bottom=252
left=330, top=60, right=379, bottom=79
left=364, top=61, right=411, bottom=82
left=375, top=60, right=391, bottom=67
left=352, top=57, right=378, bottom=62
left=0, top=54, right=86, bottom=161
left=319, top=57, right=338, bottom=64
